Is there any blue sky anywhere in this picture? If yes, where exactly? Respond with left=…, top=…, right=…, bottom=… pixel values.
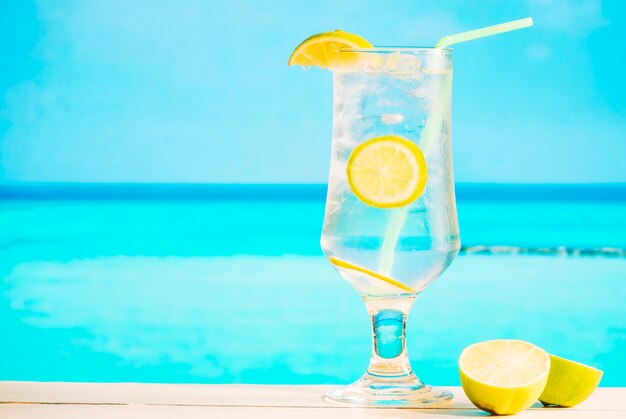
left=1, top=0, right=624, bottom=184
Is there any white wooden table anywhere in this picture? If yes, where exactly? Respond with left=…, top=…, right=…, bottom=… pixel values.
left=1, top=382, right=623, bottom=418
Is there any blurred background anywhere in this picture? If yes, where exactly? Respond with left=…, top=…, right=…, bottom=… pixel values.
left=1, top=1, right=625, bottom=387
left=2, top=0, right=625, bottom=184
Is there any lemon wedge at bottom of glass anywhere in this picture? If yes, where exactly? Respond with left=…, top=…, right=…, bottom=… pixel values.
left=539, top=355, right=603, bottom=407
left=459, top=339, right=550, bottom=415
left=328, top=256, right=415, bottom=293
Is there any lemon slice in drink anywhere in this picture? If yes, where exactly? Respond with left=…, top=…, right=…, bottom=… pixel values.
left=539, top=355, right=603, bottom=407
left=288, top=29, right=372, bottom=69
left=329, top=256, right=415, bottom=293
left=459, top=340, right=550, bottom=415
left=347, top=135, right=428, bottom=208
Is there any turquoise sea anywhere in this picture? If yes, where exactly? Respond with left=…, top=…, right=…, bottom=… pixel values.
left=1, top=184, right=625, bottom=386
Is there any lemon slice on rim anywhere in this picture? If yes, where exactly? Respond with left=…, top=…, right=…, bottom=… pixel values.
left=329, top=256, right=415, bottom=293
left=459, top=339, right=551, bottom=415
left=288, top=29, right=372, bottom=69
left=347, top=135, right=428, bottom=208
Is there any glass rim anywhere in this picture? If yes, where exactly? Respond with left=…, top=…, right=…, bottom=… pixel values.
left=338, top=46, right=453, bottom=54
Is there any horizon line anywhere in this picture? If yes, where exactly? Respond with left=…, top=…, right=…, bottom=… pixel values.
left=1, top=182, right=625, bottom=202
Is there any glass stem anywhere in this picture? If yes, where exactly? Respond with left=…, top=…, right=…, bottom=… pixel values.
left=364, top=296, right=417, bottom=378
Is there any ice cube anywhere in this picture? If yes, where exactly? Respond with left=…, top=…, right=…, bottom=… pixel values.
left=408, top=87, right=428, bottom=98
left=395, top=54, right=422, bottom=72
left=380, top=114, right=405, bottom=125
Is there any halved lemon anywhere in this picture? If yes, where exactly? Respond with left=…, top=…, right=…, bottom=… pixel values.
left=347, top=135, right=428, bottom=208
left=328, top=256, right=415, bottom=293
left=288, top=29, right=372, bottom=69
left=459, top=339, right=550, bottom=415
left=539, top=355, right=603, bottom=407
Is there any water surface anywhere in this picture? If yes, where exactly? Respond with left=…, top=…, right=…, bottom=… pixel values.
left=1, top=184, right=624, bottom=385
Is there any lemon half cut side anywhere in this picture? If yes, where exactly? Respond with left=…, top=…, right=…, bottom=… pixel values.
left=459, top=339, right=550, bottom=415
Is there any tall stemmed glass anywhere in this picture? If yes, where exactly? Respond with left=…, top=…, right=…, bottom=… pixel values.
left=321, top=47, right=459, bottom=406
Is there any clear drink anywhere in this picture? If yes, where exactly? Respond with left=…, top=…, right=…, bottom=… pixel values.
left=322, top=48, right=459, bottom=406
left=322, top=49, right=459, bottom=296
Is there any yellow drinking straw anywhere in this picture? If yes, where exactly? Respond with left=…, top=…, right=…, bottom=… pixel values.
left=435, top=17, right=534, bottom=48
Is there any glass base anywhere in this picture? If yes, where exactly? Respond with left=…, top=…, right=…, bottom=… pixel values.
left=325, top=372, right=453, bottom=407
